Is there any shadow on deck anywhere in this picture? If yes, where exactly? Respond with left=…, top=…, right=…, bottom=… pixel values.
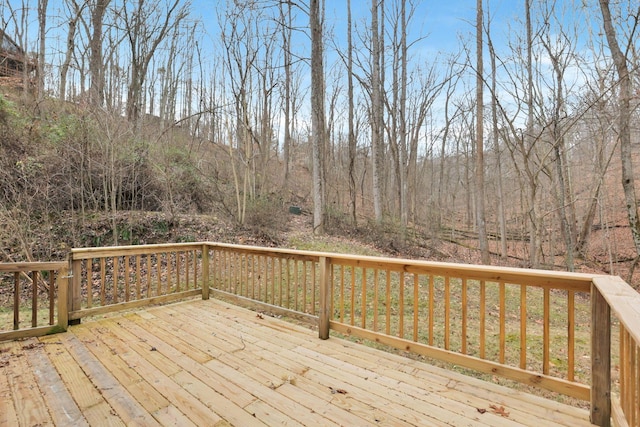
left=1, top=298, right=591, bottom=426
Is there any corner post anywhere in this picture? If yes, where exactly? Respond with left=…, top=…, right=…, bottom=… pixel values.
left=69, top=254, right=82, bottom=325
left=202, top=244, right=210, bottom=300
left=591, top=282, right=611, bottom=427
left=318, top=256, right=331, bottom=340
left=57, top=265, right=69, bottom=330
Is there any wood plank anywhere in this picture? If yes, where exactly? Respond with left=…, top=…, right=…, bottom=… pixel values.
left=115, top=313, right=258, bottom=409
left=202, top=299, right=591, bottom=426
left=39, top=335, right=125, bottom=426
left=3, top=340, right=53, bottom=426
left=107, top=315, right=271, bottom=426
left=60, top=332, right=162, bottom=426
left=29, top=343, right=89, bottom=426
left=71, top=324, right=174, bottom=416
left=0, top=343, right=20, bottom=426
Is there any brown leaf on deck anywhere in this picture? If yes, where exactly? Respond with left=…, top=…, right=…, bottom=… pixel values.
left=489, top=404, right=510, bottom=417
left=476, top=408, right=487, bottom=414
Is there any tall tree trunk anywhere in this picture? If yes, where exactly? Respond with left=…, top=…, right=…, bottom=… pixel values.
left=476, top=0, right=490, bottom=264
left=310, top=0, right=326, bottom=234
left=598, top=0, right=640, bottom=257
left=37, top=0, right=48, bottom=103
left=90, top=0, right=109, bottom=107
left=347, top=0, right=357, bottom=225
left=371, top=0, right=383, bottom=222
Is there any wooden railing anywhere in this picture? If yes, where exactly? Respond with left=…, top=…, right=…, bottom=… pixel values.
left=0, top=262, right=69, bottom=341
left=592, top=276, right=640, bottom=427
left=68, top=243, right=209, bottom=321
left=3, top=242, right=640, bottom=426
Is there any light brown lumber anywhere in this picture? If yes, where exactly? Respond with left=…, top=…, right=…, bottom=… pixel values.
left=112, top=314, right=257, bottom=409
left=105, top=317, right=266, bottom=426
left=154, top=306, right=401, bottom=425
left=193, top=303, right=483, bottom=426
left=29, top=342, right=88, bottom=426
left=82, top=319, right=225, bottom=426
left=3, top=340, right=53, bottom=426
left=0, top=343, right=20, bottom=426
left=315, top=332, right=590, bottom=426
left=38, top=335, right=125, bottom=426
left=71, top=324, right=174, bottom=415
left=244, top=400, right=303, bottom=427
left=204, top=357, right=341, bottom=427
left=60, top=331, right=162, bottom=426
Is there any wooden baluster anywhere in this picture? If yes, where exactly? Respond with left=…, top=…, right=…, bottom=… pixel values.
left=166, top=253, right=172, bottom=294
left=124, top=256, right=130, bottom=302
left=499, top=281, right=505, bottom=363
left=399, top=272, right=404, bottom=339
left=136, top=255, right=141, bottom=300
left=192, top=250, right=197, bottom=292
left=31, top=271, right=38, bottom=327
left=413, top=274, right=419, bottom=342
left=146, top=254, right=152, bottom=298
left=361, top=268, right=367, bottom=329
left=428, top=275, right=434, bottom=345
left=520, top=285, right=527, bottom=369
left=49, top=269, right=55, bottom=325
left=350, top=266, right=356, bottom=327
left=543, top=287, right=550, bottom=375
left=461, top=278, right=467, bottom=354
left=100, top=258, right=106, bottom=305
left=13, top=271, right=19, bottom=330
left=385, top=270, right=391, bottom=335
left=339, top=266, right=345, bottom=323
left=202, top=246, right=209, bottom=300
left=444, top=276, right=450, bottom=350
left=567, top=290, right=575, bottom=382
left=373, top=269, right=379, bottom=332
left=480, top=280, right=486, bottom=359
left=113, top=257, right=119, bottom=303
left=87, top=261, right=93, bottom=309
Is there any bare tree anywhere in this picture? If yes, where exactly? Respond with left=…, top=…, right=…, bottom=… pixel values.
left=310, top=0, right=326, bottom=234
left=89, top=0, right=110, bottom=107
left=122, top=0, right=189, bottom=125
left=476, top=0, right=490, bottom=264
left=598, top=0, right=640, bottom=270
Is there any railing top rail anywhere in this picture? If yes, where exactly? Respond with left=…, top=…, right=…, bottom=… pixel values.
left=71, top=242, right=205, bottom=259
left=0, top=261, right=67, bottom=272
left=592, top=275, right=640, bottom=345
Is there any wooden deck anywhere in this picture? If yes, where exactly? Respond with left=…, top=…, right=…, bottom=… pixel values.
left=0, top=298, right=593, bottom=427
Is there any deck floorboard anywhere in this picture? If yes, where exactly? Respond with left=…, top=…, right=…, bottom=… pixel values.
left=0, top=298, right=593, bottom=426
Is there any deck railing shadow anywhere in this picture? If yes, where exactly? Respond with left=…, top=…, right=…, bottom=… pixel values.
left=1, top=241, right=638, bottom=427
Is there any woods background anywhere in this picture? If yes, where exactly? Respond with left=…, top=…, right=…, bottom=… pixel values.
left=1, top=0, right=639, bottom=288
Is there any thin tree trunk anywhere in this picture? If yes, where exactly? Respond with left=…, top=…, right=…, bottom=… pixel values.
left=476, top=0, right=490, bottom=264
left=598, top=0, right=640, bottom=256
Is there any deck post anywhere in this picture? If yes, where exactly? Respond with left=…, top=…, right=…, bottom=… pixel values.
left=202, top=244, right=210, bottom=300
left=69, top=255, right=82, bottom=325
left=318, top=256, right=331, bottom=340
left=590, top=282, right=611, bottom=427
left=57, top=265, right=69, bottom=330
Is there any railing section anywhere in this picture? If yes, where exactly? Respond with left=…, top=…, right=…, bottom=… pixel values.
left=69, top=243, right=207, bottom=321
left=592, top=276, right=640, bottom=427
left=325, top=255, right=593, bottom=400
left=207, top=243, right=322, bottom=322
left=0, top=262, right=68, bottom=341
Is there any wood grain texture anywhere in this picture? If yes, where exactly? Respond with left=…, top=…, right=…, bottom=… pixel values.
left=0, top=298, right=593, bottom=426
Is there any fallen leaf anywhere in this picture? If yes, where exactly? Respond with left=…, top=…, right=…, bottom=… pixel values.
left=489, top=404, right=510, bottom=417
left=256, top=313, right=264, bottom=319
left=329, top=387, right=348, bottom=394
left=476, top=408, right=487, bottom=414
